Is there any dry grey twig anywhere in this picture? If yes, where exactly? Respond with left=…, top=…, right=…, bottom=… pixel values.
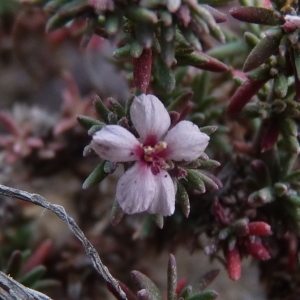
left=0, top=184, right=127, bottom=300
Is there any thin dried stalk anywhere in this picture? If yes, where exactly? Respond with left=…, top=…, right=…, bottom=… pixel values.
left=0, top=184, right=127, bottom=300
left=0, top=271, right=51, bottom=300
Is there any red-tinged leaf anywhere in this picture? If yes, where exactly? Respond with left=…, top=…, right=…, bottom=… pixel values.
left=195, top=52, right=229, bottom=72
left=226, top=247, right=241, bottom=281
left=54, top=119, right=76, bottom=136
left=176, top=5, right=191, bottom=27
left=227, top=79, right=267, bottom=115
left=62, top=71, right=81, bottom=103
left=250, top=159, right=268, bottom=176
left=290, top=50, right=300, bottom=101
left=23, top=239, right=53, bottom=273
left=133, top=48, right=152, bottom=92
left=202, top=5, right=227, bottom=23
left=106, top=280, right=138, bottom=300
left=26, top=137, right=44, bottom=148
left=198, top=269, right=220, bottom=291
left=213, top=198, right=230, bottom=225
left=233, top=141, right=254, bottom=155
left=131, top=271, right=163, bottom=300
left=230, top=7, right=281, bottom=25
left=176, top=278, right=187, bottom=295
left=0, top=135, right=14, bottom=147
left=285, top=233, right=297, bottom=271
left=260, top=120, right=280, bottom=152
left=248, top=222, right=272, bottom=236
left=169, top=111, right=180, bottom=127
left=244, top=240, right=271, bottom=260
left=0, top=112, right=19, bottom=135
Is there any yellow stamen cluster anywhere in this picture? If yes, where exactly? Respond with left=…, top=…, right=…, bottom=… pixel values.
left=143, top=141, right=167, bottom=162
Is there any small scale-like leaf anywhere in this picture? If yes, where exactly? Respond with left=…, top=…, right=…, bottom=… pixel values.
left=77, top=115, right=105, bottom=130
left=274, top=73, right=288, bottom=98
left=187, top=290, right=219, bottom=300
left=176, top=182, right=190, bottom=217
left=125, top=6, right=158, bottom=23
left=195, top=159, right=221, bottom=170
left=94, top=95, right=111, bottom=122
left=243, top=29, right=283, bottom=72
left=133, top=48, right=152, bottom=92
left=131, top=271, right=163, bottom=300
left=113, top=44, right=132, bottom=59
left=32, top=279, right=61, bottom=290
left=283, top=194, right=300, bottom=207
left=105, top=13, right=120, bottom=35
left=154, top=55, right=175, bottom=92
left=202, top=5, right=227, bottom=23
left=260, top=120, right=279, bottom=152
left=108, top=97, right=126, bottom=118
left=160, top=35, right=175, bottom=67
left=230, top=6, right=281, bottom=25
left=130, top=41, right=144, bottom=58
left=197, top=270, right=220, bottom=292
left=180, top=286, right=193, bottom=299
left=199, top=126, right=218, bottom=136
left=167, top=91, right=194, bottom=112
left=137, top=289, right=157, bottom=300
left=5, top=251, right=22, bottom=279
left=244, top=32, right=260, bottom=48
left=176, top=51, right=208, bottom=67
left=185, top=170, right=206, bottom=193
left=246, top=64, right=271, bottom=81
left=167, top=254, right=177, bottom=300
left=227, top=79, right=267, bottom=115
left=135, top=22, right=154, bottom=48
left=111, top=200, right=125, bottom=226
left=248, top=187, right=275, bottom=207
left=226, top=247, right=241, bottom=281
left=20, top=266, right=47, bottom=286
left=82, top=161, right=109, bottom=189
left=293, top=48, right=300, bottom=81
left=88, top=124, right=104, bottom=136
left=207, top=40, right=248, bottom=59
left=152, top=214, right=164, bottom=229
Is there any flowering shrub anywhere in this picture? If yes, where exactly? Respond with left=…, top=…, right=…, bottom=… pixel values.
left=2, top=0, right=300, bottom=299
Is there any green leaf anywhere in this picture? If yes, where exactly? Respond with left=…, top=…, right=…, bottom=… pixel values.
left=167, top=254, right=177, bottom=300
left=154, top=56, right=176, bottom=92
left=176, top=183, right=190, bottom=217
left=243, top=29, right=283, bottom=72
left=20, top=266, right=47, bottom=287
left=184, top=170, right=206, bottom=193
left=111, top=199, right=125, bottom=226
left=94, top=95, right=111, bottom=122
left=82, top=161, right=109, bottom=189
left=77, top=115, right=104, bottom=130
left=187, top=290, right=219, bottom=300
left=131, top=271, right=163, bottom=300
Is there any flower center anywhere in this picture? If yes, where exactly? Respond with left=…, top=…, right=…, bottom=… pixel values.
left=141, top=141, right=169, bottom=175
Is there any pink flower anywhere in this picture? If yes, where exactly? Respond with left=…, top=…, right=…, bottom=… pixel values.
left=91, top=94, right=209, bottom=216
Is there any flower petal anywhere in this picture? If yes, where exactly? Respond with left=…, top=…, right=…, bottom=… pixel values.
left=91, top=125, right=140, bottom=162
left=164, top=120, right=209, bottom=161
left=130, top=94, right=171, bottom=143
left=116, top=163, right=175, bottom=216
